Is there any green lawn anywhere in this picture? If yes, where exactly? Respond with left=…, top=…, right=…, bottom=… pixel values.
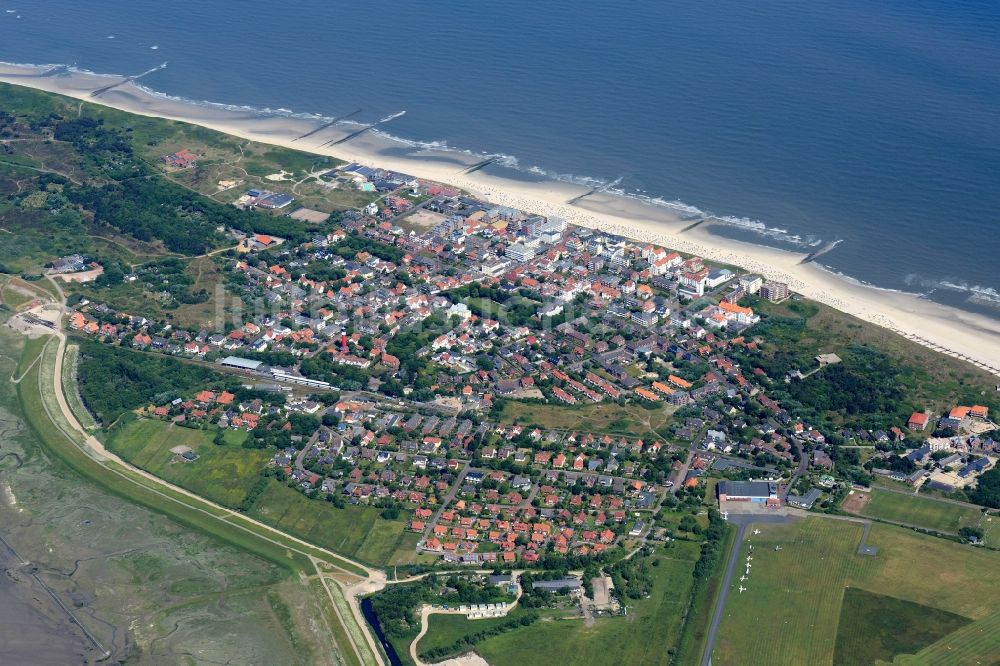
left=60, top=344, right=98, bottom=430
left=249, top=480, right=408, bottom=567
left=105, top=418, right=410, bottom=568
left=675, top=523, right=736, bottom=664
left=107, top=418, right=271, bottom=507
left=387, top=532, right=437, bottom=568
left=858, top=488, right=984, bottom=534
left=500, top=400, right=673, bottom=438
left=892, top=609, right=1000, bottom=665
left=472, top=541, right=700, bottom=666
left=712, top=517, right=1000, bottom=666
left=833, top=588, right=970, bottom=666
left=418, top=608, right=534, bottom=662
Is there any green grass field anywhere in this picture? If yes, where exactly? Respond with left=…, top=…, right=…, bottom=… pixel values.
left=108, top=419, right=410, bottom=567
left=712, top=517, right=1000, bottom=666
left=675, top=524, right=736, bottom=664
left=60, top=343, right=98, bottom=430
left=387, top=532, right=437, bottom=568
left=249, top=480, right=408, bottom=567
left=858, top=489, right=984, bottom=534
left=833, top=588, right=970, bottom=666
left=470, top=540, right=701, bottom=666
left=107, top=418, right=271, bottom=507
left=500, top=400, right=673, bottom=439
left=891, top=609, right=1000, bottom=665
left=418, top=608, right=534, bottom=662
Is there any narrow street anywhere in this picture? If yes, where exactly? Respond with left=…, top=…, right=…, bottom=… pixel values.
left=420, top=461, right=472, bottom=543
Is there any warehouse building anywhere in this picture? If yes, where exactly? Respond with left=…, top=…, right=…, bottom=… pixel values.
left=717, top=480, right=781, bottom=508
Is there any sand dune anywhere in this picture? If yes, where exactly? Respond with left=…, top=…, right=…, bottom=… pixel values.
left=2, top=63, right=998, bottom=374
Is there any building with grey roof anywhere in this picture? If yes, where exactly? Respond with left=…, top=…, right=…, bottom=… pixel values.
left=717, top=481, right=778, bottom=503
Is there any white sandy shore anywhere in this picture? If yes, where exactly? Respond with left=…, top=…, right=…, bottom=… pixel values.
left=2, top=63, right=999, bottom=374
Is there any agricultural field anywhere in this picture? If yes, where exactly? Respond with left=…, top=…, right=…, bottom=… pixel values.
left=106, top=417, right=271, bottom=507
left=468, top=540, right=701, bottom=666
left=851, top=487, right=987, bottom=534
left=712, top=517, right=1000, bottom=666
left=249, top=479, right=409, bottom=567
left=500, top=400, right=674, bottom=439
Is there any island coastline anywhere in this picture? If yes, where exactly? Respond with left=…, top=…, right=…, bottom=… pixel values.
left=2, top=62, right=998, bottom=373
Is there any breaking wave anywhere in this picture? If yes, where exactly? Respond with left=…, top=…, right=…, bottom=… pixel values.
left=6, top=59, right=830, bottom=249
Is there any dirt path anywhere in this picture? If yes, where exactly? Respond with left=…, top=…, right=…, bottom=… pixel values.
left=409, top=578, right=522, bottom=666
left=0, top=158, right=82, bottom=185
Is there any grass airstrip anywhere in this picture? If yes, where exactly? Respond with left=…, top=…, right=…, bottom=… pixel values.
left=711, top=517, right=1000, bottom=666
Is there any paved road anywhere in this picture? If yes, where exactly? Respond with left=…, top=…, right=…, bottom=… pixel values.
left=420, top=461, right=471, bottom=543
left=294, top=429, right=321, bottom=472
left=781, top=442, right=809, bottom=500
left=700, top=513, right=797, bottom=666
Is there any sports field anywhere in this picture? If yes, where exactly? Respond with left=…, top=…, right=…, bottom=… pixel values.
left=856, top=488, right=985, bottom=534
left=107, top=418, right=271, bottom=507
left=712, top=517, right=1000, bottom=666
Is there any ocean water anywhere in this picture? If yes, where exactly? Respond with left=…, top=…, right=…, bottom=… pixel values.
left=3, top=0, right=999, bottom=315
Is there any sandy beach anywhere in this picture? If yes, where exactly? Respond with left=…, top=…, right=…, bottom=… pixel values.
left=2, top=63, right=999, bottom=374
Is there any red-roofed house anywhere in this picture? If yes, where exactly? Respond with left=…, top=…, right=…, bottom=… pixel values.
left=907, top=411, right=930, bottom=431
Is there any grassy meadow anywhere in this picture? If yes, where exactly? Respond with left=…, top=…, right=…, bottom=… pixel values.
left=107, top=417, right=270, bottom=507
left=833, top=588, right=970, bottom=666
left=500, top=400, right=674, bottom=439
left=249, top=479, right=409, bottom=567
left=891, top=609, right=1000, bottom=666
left=712, top=517, right=1000, bottom=666
left=856, top=488, right=986, bottom=534
left=107, top=418, right=410, bottom=567
left=467, top=540, right=701, bottom=666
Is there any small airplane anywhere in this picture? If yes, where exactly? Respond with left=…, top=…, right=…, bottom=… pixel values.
left=753, top=529, right=761, bottom=535
left=740, top=575, right=746, bottom=582
left=739, top=586, right=746, bottom=593
left=746, top=556, right=753, bottom=562
left=775, top=545, right=782, bottom=551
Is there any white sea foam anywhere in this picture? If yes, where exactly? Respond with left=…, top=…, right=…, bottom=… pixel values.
left=0, top=59, right=869, bottom=286
left=816, top=265, right=926, bottom=298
